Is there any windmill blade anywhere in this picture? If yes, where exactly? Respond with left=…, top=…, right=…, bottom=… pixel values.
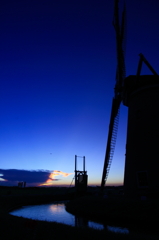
left=121, top=1, right=126, bottom=50
left=101, top=97, right=121, bottom=192
left=120, top=1, right=126, bottom=82
left=101, top=0, right=126, bottom=192
left=114, top=0, right=126, bottom=97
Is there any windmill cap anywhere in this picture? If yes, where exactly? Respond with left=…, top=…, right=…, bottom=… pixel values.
left=123, top=75, right=159, bottom=106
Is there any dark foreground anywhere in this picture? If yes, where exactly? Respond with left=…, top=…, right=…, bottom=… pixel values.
left=0, top=186, right=159, bottom=240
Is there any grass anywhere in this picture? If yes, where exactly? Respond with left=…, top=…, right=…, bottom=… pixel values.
left=0, top=186, right=159, bottom=240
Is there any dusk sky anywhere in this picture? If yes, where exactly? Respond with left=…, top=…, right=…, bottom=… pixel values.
left=0, top=0, right=159, bottom=187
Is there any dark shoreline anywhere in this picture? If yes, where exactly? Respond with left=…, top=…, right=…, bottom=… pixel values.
left=0, top=186, right=159, bottom=240
left=66, top=195, right=159, bottom=233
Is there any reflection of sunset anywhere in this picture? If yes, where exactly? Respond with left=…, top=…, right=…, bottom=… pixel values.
left=40, top=170, right=73, bottom=186
left=49, top=204, right=64, bottom=213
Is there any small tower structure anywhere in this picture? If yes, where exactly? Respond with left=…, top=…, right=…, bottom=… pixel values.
left=75, top=155, right=88, bottom=193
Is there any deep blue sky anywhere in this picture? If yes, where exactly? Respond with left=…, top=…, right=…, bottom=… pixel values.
left=0, top=0, right=159, bottom=186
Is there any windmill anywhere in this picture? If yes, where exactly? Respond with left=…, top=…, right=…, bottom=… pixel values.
left=101, top=0, right=126, bottom=192
left=101, top=0, right=159, bottom=199
left=123, top=56, right=159, bottom=199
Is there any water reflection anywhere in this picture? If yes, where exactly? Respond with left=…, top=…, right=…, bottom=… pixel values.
left=75, top=216, right=89, bottom=228
left=107, top=226, right=129, bottom=234
left=89, top=221, right=103, bottom=230
left=10, top=202, right=129, bottom=234
left=49, top=203, right=65, bottom=213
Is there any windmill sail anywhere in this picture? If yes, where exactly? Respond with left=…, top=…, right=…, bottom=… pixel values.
left=101, top=0, right=126, bottom=191
left=114, top=0, right=126, bottom=96
left=101, top=97, right=120, bottom=190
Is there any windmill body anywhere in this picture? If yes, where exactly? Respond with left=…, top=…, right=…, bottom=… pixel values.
left=123, top=75, right=159, bottom=199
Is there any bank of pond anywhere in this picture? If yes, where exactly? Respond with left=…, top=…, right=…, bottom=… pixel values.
left=0, top=186, right=159, bottom=240
left=10, top=201, right=129, bottom=233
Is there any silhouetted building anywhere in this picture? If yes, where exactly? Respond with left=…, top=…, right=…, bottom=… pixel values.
left=18, top=181, right=26, bottom=188
left=123, top=75, right=159, bottom=199
left=75, top=155, right=88, bottom=193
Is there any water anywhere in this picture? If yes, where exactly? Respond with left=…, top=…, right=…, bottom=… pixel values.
left=10, top=202, right=129, bottom=234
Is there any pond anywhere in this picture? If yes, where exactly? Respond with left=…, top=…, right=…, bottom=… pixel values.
left=10, top=201, right=129, bottom=234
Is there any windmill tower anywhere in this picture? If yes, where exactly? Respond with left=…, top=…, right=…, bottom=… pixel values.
left=101, top=0, right=159, bottom=199
left=123, top=55, right=159, bottom=199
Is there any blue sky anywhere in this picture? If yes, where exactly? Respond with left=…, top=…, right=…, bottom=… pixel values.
left=0, top=0, right=159, bottom=187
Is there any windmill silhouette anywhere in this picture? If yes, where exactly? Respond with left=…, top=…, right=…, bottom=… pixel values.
left=101, top=0, right=126, bottom=192
left=101, top=0, right=159, bottom=199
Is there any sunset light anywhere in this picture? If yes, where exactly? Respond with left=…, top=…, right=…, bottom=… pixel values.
left=40, top=171, right=73, bottom=186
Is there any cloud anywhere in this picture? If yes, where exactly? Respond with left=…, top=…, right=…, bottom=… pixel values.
left=0, top=169, right=73, bottom=187
left=49, top=170, right=73, bottom=179
left=42, top=170, right=73, bottom=186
